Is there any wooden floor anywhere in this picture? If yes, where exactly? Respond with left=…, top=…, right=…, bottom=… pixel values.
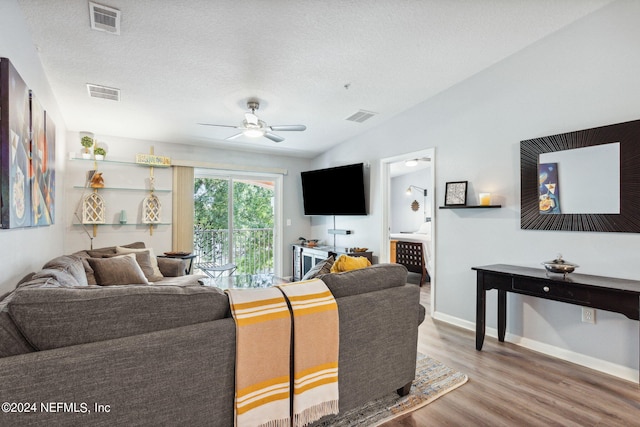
left=381, top=276, right=640, bottom=427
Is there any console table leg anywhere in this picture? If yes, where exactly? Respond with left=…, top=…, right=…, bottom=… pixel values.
left=498, top=290, right=507, bottom=342
left=476, top=275, right=486, bottom=351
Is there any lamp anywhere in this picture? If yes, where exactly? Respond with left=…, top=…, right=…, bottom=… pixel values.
left=243, top=128, right=266, bottom=138
left=406, top=185, right=427, bottom=197
left=242, top=112, right=266, bottom=137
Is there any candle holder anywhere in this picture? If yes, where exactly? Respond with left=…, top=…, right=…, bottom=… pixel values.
left=479, top=193, right=491, bottom=206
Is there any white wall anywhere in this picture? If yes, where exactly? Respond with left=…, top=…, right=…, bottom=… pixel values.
left=0, top=0, right=68, bottom=293
left=312, top=0, right=640, bottom=380
left=390, top=169, right=431, bottom=233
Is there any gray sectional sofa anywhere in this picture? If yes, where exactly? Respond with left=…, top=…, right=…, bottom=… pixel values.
left=0, top=243, right=425, bottom=426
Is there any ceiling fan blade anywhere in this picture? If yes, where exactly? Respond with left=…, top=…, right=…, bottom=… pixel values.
left=225, top=133, right=244, bottom=140
left=269, top=125, right=307, bottom=132
left=264, top=132, right=285, bottom=143
left=198, top=123, right=241, bottom=129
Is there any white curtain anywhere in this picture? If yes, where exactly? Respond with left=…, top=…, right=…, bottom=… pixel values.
left=172, top=166, right=194, bottom=252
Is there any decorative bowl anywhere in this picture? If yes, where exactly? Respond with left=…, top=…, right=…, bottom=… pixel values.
left=542, top=254, right=578, bottom=274
left=164, top=251, right=191, bottom=256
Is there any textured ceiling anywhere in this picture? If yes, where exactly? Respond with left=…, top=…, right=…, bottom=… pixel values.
left=17, top=0, right=614, bottom=158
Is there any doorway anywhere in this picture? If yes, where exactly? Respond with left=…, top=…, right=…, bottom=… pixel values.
left=380, top=148, right=435, bottom=310
left=193, top=168, right=283, bottom=276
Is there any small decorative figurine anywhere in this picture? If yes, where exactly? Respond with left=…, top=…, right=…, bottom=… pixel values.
left=90, top=172, right=104, bottom=188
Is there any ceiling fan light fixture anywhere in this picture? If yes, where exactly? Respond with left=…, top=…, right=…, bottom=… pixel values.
left=245, top=112, right=259, bottom=126
left=243, top=128, right=266, bottom=138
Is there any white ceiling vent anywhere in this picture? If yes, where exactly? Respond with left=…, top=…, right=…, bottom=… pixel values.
left=89, top=2, right=121, bottom=35
left=87, top=83, right=120, bottom=101
left=345, top=109, right=377, bottom=123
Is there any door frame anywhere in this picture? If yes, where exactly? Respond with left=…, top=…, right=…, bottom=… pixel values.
left=380, top=148, right=436, bottom=313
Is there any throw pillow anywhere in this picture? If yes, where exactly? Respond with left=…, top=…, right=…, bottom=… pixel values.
left=86, top=241, right=146, bottom=258
left=115, top=246, right=163, bottom=279
left=103, top=250, right=163, bottom=282
left=87, top=254, right=149, bottom=286
left=330, top=254, right=371, bottom=273
left=302, top=255, right=335, bottom=281
left=42, top=255, right=89, bottom=286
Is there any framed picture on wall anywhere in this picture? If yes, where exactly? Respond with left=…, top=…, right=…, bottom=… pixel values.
left=444, top=181, right=468, bottom=206
left=0, top=57, right=32, bottom=228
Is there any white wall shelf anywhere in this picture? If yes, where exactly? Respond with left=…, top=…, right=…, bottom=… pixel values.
left=73, top=185, right=171, bottom=192
left=69, top=155, right=171, bottom=168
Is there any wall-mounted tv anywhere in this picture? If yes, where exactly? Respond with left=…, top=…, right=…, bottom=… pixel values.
left=301, top=163, right=367, bottom=215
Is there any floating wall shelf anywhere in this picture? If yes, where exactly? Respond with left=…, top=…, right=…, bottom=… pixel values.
left=439, top=205, right=502, bottom=209
left=69, top=155, right=171, bottom=167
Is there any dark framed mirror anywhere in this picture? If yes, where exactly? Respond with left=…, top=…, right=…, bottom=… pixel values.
left=521, top=118, right=640, bottom=232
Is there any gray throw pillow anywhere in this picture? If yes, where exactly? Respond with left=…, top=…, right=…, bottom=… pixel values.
left=87, top=254, right=149, bottom=286
left=103, top=250, right=163, bottom=282
left=42, top=255, right=89, bottom=286
left=115, top=246, right=163, bottom=279
left=302, top=255, right=335, bottom=281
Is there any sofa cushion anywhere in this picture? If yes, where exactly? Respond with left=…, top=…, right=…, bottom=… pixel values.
left=87, top=254, right=149, bottom=286
left=0, top=273, right=37, bottom=357
left=8, top=283, right=230, bottom=351
left=330, top=254, right=372, bottom=273
left=302, top=255, right=335, bottom=280
left=157, top=257, right=187, bottom=277
left=100, top=250, right=163, bottom=282
left=42, top=255, right=88, bottom=286
left=78, top=242, right=147, bottom=285
left=86, top=241, right=146, bottom=258
left=32, top=268, right=81, bottom=287
left=319, top=263, right=408, bottom=299
left=116, top=246, right=163, bottom=279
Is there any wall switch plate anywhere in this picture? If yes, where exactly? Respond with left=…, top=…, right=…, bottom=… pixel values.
left=582, top=307, right=596, bottom=324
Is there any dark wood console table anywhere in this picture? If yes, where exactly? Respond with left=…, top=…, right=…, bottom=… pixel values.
left=473, top=264, right=640, bottom=366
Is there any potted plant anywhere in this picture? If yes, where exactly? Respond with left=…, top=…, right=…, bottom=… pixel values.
left=94, top=147, right=106, bottom=160
left=80, top=135, right=94, bottom=159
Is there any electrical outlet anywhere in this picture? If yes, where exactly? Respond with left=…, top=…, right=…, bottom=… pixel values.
left=582, top=307, right=596, bottom=324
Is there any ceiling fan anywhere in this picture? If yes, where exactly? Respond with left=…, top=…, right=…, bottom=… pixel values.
left=199, top=100, right=306, bottom=143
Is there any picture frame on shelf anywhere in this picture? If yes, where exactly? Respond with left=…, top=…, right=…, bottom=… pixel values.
left=444, top=181, right=468, bottom=206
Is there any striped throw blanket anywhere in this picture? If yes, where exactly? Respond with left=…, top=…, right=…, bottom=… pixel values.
left=278, top=279, right=340, bottom=427
left=226, top=287, right=292, bottom=427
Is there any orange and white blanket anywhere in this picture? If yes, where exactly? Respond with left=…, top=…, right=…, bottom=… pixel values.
left=278, top=279, right=339, bottom=427
left=227, top=279, right=339, bottom=427
left=226, top=287, right=292, bottom=427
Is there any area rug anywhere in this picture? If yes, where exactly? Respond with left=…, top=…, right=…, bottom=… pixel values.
left=313, top=354, right=468, bottom=426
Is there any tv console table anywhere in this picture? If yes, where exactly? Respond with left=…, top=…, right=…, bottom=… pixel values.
left=473, top=264, right=640, bottom=373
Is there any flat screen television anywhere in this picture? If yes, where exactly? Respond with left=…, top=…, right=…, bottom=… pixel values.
left=301, top=163, right=367, bottom=215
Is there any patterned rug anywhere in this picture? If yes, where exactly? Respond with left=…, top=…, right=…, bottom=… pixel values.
left=313, top=354, right=468, bottom=426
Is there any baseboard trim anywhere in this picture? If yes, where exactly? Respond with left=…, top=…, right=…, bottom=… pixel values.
left=431, top=310, right=639, bottom=383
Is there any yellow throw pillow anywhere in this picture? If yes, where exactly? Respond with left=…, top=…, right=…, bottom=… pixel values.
left=330, top=254, right=371, bottom=273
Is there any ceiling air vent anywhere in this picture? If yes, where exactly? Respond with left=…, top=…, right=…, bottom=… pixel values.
left=345, top=109, right=377, bottom=123
left=87, top=83, right=120, bottom=101
left=89, top=2, right=121, bottom=35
